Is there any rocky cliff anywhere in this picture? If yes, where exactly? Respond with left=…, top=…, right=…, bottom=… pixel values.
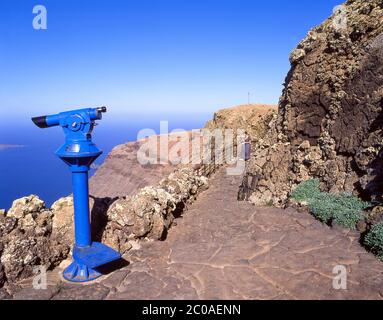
left=239, top=0, right=383, bottom=206
left=205, top=104, right=278, bottom=142
left=90, top=137, right=180, bottom=199
left=90, top=131, right=214, bottom=198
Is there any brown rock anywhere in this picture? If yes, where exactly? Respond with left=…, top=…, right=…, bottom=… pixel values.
left=0, top=195, right=72, bottom=288
left=239, top=142, right=293, bottom=206
left=241, top=0, right=383, bottom=205
left=366, top=206, right=383, bottom=225
left=205, top=104, right=278, bottom=148
left=0, top=263, right=5, bottom=288
left=52, top=283, right=110, bottom=300
left=51, top=196, right=112, bottom=246
left=7, top=196, right=45, bottom=219
left=0, top=233, right=69, bottom=284
left=0, top=216, right=17, bottom=238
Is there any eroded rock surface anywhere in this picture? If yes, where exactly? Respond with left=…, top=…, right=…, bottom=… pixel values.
left=7, top=196, right=45, bottom=219
left=239, top=0, right=383, bottom=205
left=50, top=196, right=112, bottom=248
left=0, top=196, right=70, bottom=289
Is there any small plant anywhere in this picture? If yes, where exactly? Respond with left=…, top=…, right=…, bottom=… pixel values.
left=291, top=180, right=368, bottom=230
left=308, top=192, right=338, bottom=224
left=291, top=179, right=321, bottom=202
left=332, top=193, right=367, bottom=229
left=365, top=223, right=383, bottom=261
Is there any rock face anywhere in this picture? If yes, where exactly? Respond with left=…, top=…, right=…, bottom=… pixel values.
left=51, top=196, right=112, bottom=247
left=90, top=132, right=205, bottom=199
left=0, top=196, right=70, bottom=288
left=89, top=140, right=177, bottom=199
left=239, top=0, right=383, bottom=206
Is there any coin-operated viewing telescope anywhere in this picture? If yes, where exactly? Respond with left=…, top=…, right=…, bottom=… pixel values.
left=32, top=107, right=121, bottom=282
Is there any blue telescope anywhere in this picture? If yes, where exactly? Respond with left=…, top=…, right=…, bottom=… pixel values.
left=32, top=107, right=121, bottom=282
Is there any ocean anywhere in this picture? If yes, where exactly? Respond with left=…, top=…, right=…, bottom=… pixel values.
left=0, top=112, right=212, bottom=210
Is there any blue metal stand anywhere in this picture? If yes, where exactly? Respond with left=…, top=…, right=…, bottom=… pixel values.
left=32, top=107, right=121, bottom=283
left=72, top=171, right=91, bottom=248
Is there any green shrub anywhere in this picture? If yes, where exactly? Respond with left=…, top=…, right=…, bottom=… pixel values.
left=331, top=193, right=367, bottom=229
left=291, top=179, right=321, bottom=202
left=365, top=223, right=383, bottom=261
left=308, top=192, right=338, bottom=224
left=291, top=180, right=368, bottom=230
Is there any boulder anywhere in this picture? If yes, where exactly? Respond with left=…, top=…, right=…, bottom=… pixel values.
left=7, top=195, right=45, bottom=219
left=0, top=195, right=71, bottom=288
left=51, top=197, right=74, bottom=246
left=0, top=232, right=69, bottom=283
left=51, top=196, right=112, bottom=247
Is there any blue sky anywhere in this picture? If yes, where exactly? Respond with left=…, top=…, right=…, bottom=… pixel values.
left=0, top=0, right=343, bottom=117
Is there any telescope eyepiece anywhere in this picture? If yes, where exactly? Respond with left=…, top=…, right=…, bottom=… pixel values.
left=98, top=106, right=107, bottom=113
left=32, top=116, right=49, bottom=129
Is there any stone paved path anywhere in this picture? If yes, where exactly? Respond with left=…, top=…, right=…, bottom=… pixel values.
left=13, top=167, right=383, bottom=300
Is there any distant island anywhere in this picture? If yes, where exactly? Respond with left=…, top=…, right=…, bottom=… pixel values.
left=0, top=144, right=24, bottom=151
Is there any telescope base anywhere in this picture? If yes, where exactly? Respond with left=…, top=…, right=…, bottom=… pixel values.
left=63, top=262, right=102, bottom=283
left=63, top=242, right=122, bottom=283
left=73, top=242, right=121, bottom=268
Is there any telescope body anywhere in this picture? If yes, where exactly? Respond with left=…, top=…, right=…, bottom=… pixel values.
left=32, top=107, right=106, bottom=129
left=32, top=107, right=121, bottom=282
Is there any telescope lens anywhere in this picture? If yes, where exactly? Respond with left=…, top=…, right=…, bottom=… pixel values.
left=32, top=116, right=48, bottom=128
left=98, top=106, right=107, bottom=113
